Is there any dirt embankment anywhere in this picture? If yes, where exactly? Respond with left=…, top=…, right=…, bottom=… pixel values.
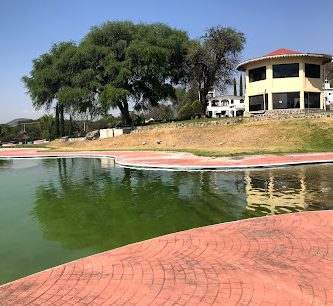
left=48, top=118, right=333, bottom=156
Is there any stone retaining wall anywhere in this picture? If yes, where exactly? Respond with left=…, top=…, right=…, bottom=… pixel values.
left=250, top=109, right=333, bottom=121
left=134, top=109, right=333, bottom=131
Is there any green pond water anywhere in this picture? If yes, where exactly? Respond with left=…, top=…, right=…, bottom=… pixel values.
left=0, top=157, right=332, bottom=285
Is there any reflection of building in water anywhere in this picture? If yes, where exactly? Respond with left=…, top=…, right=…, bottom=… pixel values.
left=244, top=169, right=308, bottom=214
left=100, top=158, right=115, bottom=169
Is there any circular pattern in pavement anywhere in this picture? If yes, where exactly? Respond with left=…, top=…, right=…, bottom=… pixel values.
left=0, top=211, right=333, bottom=305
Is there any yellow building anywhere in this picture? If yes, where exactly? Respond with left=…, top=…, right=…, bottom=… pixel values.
left=237, top=48, right=332, bottom=112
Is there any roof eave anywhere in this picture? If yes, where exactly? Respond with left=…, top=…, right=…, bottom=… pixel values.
left=236, top=53, right=333, bottom=71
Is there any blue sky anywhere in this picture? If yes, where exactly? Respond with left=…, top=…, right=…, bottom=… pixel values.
left=0, top=0, right=332, bottom=123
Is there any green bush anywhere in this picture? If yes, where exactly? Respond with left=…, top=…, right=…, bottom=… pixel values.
left=177, top=100, right=202, bottom=120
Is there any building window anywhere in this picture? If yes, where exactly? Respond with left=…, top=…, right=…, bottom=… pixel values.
left=305, top=64, right=320, bottom=78
left=273, top=92, right=300, bottom=109
left=230, top=100, right=234, bottom=104
left=240, top=99, right=244, bottom=103
left=273, top=63, right=299, bottom=78
left=211, top=100, right=219, bottom=107
left=249, top=94, right=268, bottom=111
left=304, top=92, right=321, bottom=108
left=249, top=66, right=266, bottom=82
left=221, top=99, right=229, bottom=106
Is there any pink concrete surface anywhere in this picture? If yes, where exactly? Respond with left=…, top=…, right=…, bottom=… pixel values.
left=2, top=148, right=333, bottom=170
left=0, top=211, right=332, bottom=305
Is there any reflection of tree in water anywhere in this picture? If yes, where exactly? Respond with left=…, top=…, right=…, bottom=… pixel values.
left=299, top=165, right=333, bottom=210
left=33, top=159, right=333, bottom=253
left=0, top=159, right=13, bottom=168
left=32, top=159, right=250, bottom=252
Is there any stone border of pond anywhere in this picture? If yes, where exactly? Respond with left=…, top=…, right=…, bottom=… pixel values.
left=0, top=210, right=332, bottom=305
left=2, top=148, right=333, bottom=171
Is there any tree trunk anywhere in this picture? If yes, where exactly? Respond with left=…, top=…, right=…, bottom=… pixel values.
left=69, top=115, right=73, bottom=136
left=117, top=101, right=132, bottom=126
left=200, top=88, right=208, bottom=115
left=59, top=104, right=65, bottom=137
left=55, top=104, right=60, bottom=138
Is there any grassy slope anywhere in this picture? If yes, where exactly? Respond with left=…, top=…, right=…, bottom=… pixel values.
left=47, top=118, right=333, bottom=157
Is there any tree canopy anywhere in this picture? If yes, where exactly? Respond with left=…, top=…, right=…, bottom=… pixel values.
left=22, top=42, right=80, bottom=136
left=80, top=21, right=190, bottom=124
left=22, top=21, right=245, bottom=132
left=186, top=26, right=245, bottom=113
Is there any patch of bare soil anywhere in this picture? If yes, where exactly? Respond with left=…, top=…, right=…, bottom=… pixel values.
left=48, top=118, right=333, bottom=156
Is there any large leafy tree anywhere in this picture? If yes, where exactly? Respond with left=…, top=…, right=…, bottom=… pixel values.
left=186, top=26, right=245, bottom=114
left=56, top=42, right=105, bottom=121
left=23, top=22, right=245, bottom=129
left=22, top=42, right=79, bottom=137
left=80, top=21, right=190, bottom=125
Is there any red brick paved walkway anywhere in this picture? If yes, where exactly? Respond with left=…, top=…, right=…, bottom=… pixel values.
left=2, top=148, right=333, bottom=170
left=0, top=211, right=332, bottom=305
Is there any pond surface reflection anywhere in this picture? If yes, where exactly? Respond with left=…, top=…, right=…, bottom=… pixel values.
left=0, top=158, right=332, bottom=284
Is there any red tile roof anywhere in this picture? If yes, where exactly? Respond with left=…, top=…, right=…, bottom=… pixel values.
left=264, top=48, right=301, bottom=57
left=237, top=49, right=331, bottom=71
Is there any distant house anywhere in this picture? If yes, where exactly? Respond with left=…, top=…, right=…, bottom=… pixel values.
left=236, top=48, right=332, bottom=113
left=206, top=94, right=245, bottom=118
left=324, top=78, right=333, bottom=105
